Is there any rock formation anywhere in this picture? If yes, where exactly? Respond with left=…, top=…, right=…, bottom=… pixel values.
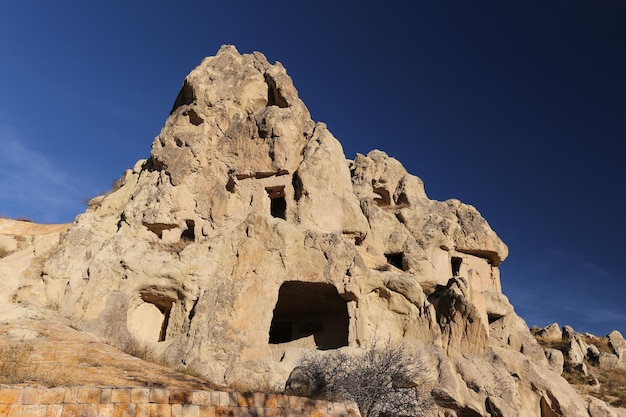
left=1, top=45, right=624, bottom=416
left=0, top=219, right=68, bottom=321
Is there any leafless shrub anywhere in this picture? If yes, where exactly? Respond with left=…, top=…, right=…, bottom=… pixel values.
left=0, top=247, right=11, bottom=258
left=582, top=335, right=613, bottom=355
left=0, top=342, right=73, bottom=386
left=286, top=340, right=430, bottom=417
left=598, top=367, right=626, bottom=407
left=113, top=337, right=164, bottom=366
left=0, top=342, right=35, bottom=384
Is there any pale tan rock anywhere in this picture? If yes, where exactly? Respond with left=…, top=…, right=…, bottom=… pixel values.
left=429, top=277, right=489, bottom=355
left=568, top=338, right=587, bottom=366
left=562, top=325, right=578, bottom=340
left=597, top=352, right=621, bottom=369
left=0, top=219, right=68, bottom=321
left=544, top=348, right=565, bottom=375
left=492, top=345, right=590, bottom=417
left=588, top=396, right=619, bottom=417
left=608, top=330, right=626, bottom=361
left=0, top=234, right=19, bottom=256
left=535, top=323, right=562, bottom=342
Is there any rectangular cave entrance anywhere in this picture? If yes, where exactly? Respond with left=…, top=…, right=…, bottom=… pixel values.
left=268, top=281, right=349, bottom=350
left=266, top=186, right=286, bottom=220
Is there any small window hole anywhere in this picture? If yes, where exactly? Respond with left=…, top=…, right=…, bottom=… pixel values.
left=451, top=257, right=462, bottom=277
left=385, top=252, right=407, bottom=271
left=266, top=186, right=286, bottom=220
left=181, top=220, right=195, bottom=242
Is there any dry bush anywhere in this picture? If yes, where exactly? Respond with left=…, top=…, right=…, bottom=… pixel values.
left=78, top=345, right=102, bottom=368
left=0, top=342, right=35, bottom=384
left=114, top=337, right=164, bottom=366
left=582, top=335, right=613, bottom=354
left=286, top=340, right=430, bottom=417
left=538, top=338, right=570, bottom=353
left=598, top=368, right=626, bottom=407
left=0, top=342, right=75, bottom=387
left=0, top=235, right=29, bottom=259
left=176, top=366, right=205, bottom=380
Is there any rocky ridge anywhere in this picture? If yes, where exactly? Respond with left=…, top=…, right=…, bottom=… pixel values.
left=0, top=45, right=624, bottom=417
left=533, top=323, right=626, bottom=408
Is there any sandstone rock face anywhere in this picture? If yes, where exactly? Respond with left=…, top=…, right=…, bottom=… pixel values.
left=608, top=331, right=626, bottom=365
left=0, top=219, right=69, bottom=321
left=545, top=348, right=565, bottom=375
left=0, top=45, right=613, bottom=416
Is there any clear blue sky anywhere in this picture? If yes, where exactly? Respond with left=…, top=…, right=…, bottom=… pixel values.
left=1, top=1, right=624, bottom=336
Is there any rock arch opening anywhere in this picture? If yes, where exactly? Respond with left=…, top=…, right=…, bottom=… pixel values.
left=266, top=186, right=286, bottom=220
left=269, top=281, right=349, bottom=350
left=127, top=293, right=174, bottom=344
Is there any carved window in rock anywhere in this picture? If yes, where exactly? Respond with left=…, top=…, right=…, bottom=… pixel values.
left=265, top=73, right=289, bottom=108
left=451, top=256, right=462, bottom=277
left=180, top=219, right=195, bottom=242
left=269, top=281, right=349, bottom=350
left=487, top=312, right=504, bottom=324
left=266, top=186, right=286, bottom=220
left=385, top=252, right=407, bottom=271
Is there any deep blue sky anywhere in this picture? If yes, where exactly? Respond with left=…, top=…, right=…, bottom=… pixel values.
left=1, top=1, right=624, bottom=336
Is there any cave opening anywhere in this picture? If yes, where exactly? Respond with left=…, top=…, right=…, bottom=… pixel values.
left=385, top=252, right=407, bottom=271
left=128, top=293, right=174, bottom=344
left=265, top=73, right=289, bottom=108
left=181, top=220, right=195, bottom=242
left=269, top=281, right=349, bottom=350
left=266, top=186, right=286, bottom=220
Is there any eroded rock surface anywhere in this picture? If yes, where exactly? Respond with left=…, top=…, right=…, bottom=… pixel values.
left=1, top=46, right=623, bottom=416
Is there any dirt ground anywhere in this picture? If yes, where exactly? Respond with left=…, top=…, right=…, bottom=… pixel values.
left=0, top=317, right=223, bottom=390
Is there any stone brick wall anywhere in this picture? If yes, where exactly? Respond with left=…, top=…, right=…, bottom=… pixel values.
left=0, top=386, right=358, bottom=416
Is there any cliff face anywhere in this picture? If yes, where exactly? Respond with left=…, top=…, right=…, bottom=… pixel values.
left=2, top=45, right=620, bottom=416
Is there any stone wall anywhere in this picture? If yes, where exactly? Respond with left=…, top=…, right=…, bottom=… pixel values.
left=0, top=386, right=358, bottom=416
